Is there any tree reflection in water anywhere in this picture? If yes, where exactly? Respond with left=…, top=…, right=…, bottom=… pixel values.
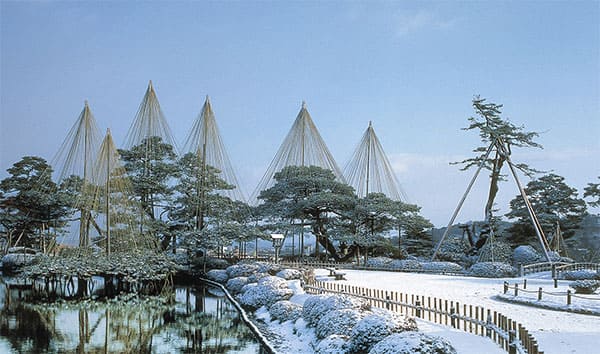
left=0, top=280, right=264, bottom=353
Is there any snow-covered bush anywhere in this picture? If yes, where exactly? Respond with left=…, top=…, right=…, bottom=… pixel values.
left=205, top=269, right=229, bottom=283
left=199, top=257, right=230, bottom=269
left=302, top=294, right=370, bottom=327
left=226, top=263, right=260, bottom=278
left=389, top=259, right=422, bottom=270
left=421, top=261, right=463, bottom=273
left=512, top=245, right=542, bottom=266
left=316, top=308, right=364, bottom=339
left=478, top=240, right=513, bottom=264
left=366, top=257, right=394, bottom=268
left=256, top=261, right=282, bottom=275
left=225, top=276, right=248, bottom=294
left=237, top=276, right=293, bottom=309
left=436, top=236, right=470, bottom=264
left=248, top=272, right=270, bottom=283
left=369, top=332, right=457, bottom=354
left=569, top=280, right=600, bottom=294
left=468, top=262, right=517, bottom=278
left=269, top=300, right=303, bottom=322
left=349, top=310, right=418, bottom=353
left=562, top=270, right=598, bottom=280
left=276, top=268, right=304, bottom=280
left=316, top=334, right=350, bottom=354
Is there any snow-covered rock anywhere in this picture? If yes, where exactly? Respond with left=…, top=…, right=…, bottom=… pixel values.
left=316, top=334, right=350, bottom=354
left=226, top=263, right=260, bottom=278
left=369, top=332, right=457, bottom=354
left=468, top=262, right=517, bottom=278
left=315, top=308, right=365, bottom=339
left=225, top=276, right=248, bottom=294
left=270, top=300, right=303, bottom=322
left=421, top=261, right=463, bottom=273
left=237, top=276, right=293, bottom=309
left=349, top=309, right=418, bottom=353
left=205, top=269, right=229, bottom=283
left=276, top=268, right=304, bottom=280
left=512, top=245, right=542, bottom=265
left=302, top=294, right=370, bottom=327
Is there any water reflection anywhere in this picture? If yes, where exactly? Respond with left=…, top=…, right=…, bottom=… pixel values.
left=0, top=276, right=264, bottom=353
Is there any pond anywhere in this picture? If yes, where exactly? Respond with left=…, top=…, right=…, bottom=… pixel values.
left=0, top=274, right=267, bottom=353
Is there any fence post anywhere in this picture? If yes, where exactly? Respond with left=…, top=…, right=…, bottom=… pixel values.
left=450, top=307, right=456, bottom=328
left=554, top=278, right=558, bottom=288
left=514, top=283, right=519, bottom=297
left=503, top=281, right=509, bottom=294
left=538, top=287, right=542, bottom=301
left=523, top=279, right=527, bottom=289
left=386, top=295, right=390, bottom=310
left=519, top=264, right=524, bottom=277
left=415, top=299, right=421, bottom=317
left=551, top=264, right=557, bottom=279
left=508, top=330, right=517, bottom=354
left=485, top=312, right=492, bottom=337
left=567, top=290, right=571, bottom=306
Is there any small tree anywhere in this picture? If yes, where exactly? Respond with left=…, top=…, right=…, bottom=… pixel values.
left=584, top=176, right=600, bottom=209
left=0, top=156, right=75, bottom=248
left=439, top=97, right=544, bottom=257
left=506, top=173, right=588, bottom=245
left=258, top=165, right=357, bottom=261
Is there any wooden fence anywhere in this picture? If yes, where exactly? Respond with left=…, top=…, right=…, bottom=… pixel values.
left=520, top=262, right=599, bottom=277
left=503, top=280, right=600, bottom=307
left=304, top=279, right=542, bottom=354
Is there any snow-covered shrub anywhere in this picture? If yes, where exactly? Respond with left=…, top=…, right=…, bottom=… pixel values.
left=247, top=272, right=270, bottom=283
left=369, top=332, right=457, bottom=354
left=421, top=261, right=463, bottom=273
left=237, top=276, right=293, bottom=309
left=316, top=334, right=350, bottom=354
left=200, top=257, right=230, bottom=269
left=569, top=280, right=600, bottom=294
left=225, top=276, right=248, bottom=294
left=389, top=259, right=422, bottom=270
left=562, top=270, right=598, bottom=280
left=226, top=263, right=260, bottom=278
left=276, top=268, right=304, bottom=280
left=349, top=310, right=418, bottom=353
left=436, top=236, right=470, bottom=263
left=316, top=308, right=364, bottom=339
left=256, top=261, right=282, bottom=275
left=302, top=294, right=370, bottom=327
left=269, top=300, right=303, bottom=322
left=512, top=245, right=542, bottom=266
left=206, top=269, right=229, bottom=283
left=478, top=240, right=513, bottom=264
left=468, top=262, right=517, bottom=278
left=366, top=257, right=394, bottom=268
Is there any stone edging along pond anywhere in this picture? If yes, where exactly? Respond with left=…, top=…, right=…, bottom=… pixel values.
left=200, top=277, right=278, bottom=354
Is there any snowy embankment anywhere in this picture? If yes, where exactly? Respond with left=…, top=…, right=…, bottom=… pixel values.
left=207, top=262, right=506, bottom=353
left=326, top=269, right=599, bottom=354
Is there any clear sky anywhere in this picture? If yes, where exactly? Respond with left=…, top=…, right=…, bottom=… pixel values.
left=1, top=1, right=598, bottom=226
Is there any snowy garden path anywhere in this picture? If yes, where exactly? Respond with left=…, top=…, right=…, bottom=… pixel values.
left=316, top=269, right=599, bottom=354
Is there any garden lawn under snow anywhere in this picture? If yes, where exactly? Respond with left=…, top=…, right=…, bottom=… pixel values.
left=319, top=269, right=600, bottom=354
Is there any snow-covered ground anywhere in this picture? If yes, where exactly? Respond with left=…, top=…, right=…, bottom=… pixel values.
left=315, top=269, right=599, bottom=354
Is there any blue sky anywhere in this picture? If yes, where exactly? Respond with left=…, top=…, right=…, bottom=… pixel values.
left=1, top=1, right=598, bottom=226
